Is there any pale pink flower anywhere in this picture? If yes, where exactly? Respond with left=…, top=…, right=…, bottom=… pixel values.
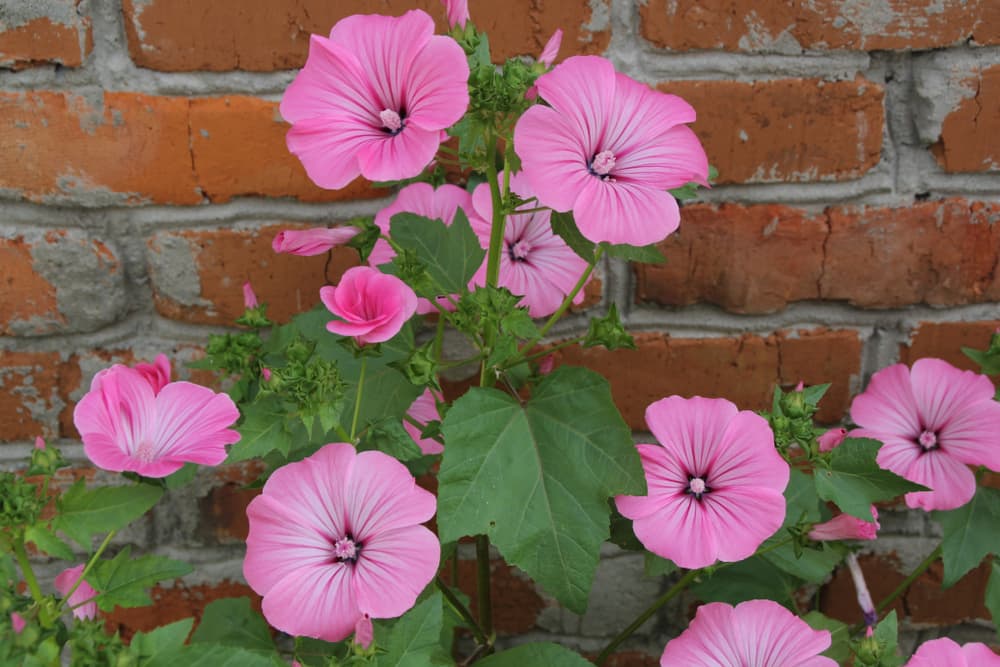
left=272, top=227, right=360, bottom=256
left=133, top=354, right=171, bottom=395
left=906, top=638, right=1000, bottom=666
left=280, top=10, right=469, bottom=189
left=54, top=564, right=98, bottom=620
left=370, top=183, right=484, bottom=313
left=354, top=614, right=374, bottom=648
left=441, top=0, right=469, bottom=28
left=404, top=389, right=443, bottom=455
left=817, top=426, right=847, bottom=452
left=73, top=364, right=240, bottom=478
left=660, top=599, right=836, bottom=667
left=850, top=358, right=1000, bottom=511
left=469, top=172, right=589, bottom=318
left=244, top=443, right=439, bottom=643
left=34, top=436, right=45, bottom=450
left=514, top=56, right=708, bottom=247
left=10, top=612, right=25, bottom=634
left=615, top=396, right=789, bottom=570
left=320, top=266, right=418, bottom=345
left=242, top=281, right=259, bottom=309
left=808, top=506, right=879, bottom=541
left=845, top=553, right=877, bottom=628
left=539, top=29, right=562, bottom=67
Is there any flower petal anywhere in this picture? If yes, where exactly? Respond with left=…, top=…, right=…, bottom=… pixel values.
left=346, top=450, right=437, bottom=540
left=151, top=381, right=240, bottom=468
left=357, top=125, right=441, bottom=183
left=404, top=35, right=470, bottom=131
left=533, top=55, right=616, bottom=155
left=353, top=525, right=440, bottom=618
left=573, top=178, right=680, bottom=246
left=260, top=562, right=359, bottom=642
left=850, top=363, right=921, bottom=439
left=513, top=105, right=593, bottom=212
left=644, top=396, right=739, bottom=478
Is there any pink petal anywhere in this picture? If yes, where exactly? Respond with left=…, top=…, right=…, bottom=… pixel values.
left=533, top=56, right=616, bottom=156
left=404, top=36, right=470, bottom=131
left=285, top=116, right=374, bottom=190
left=910, top=358, right=997, bottom=432
left=614, top=124, right=709, bottom=189
left=631, top=492, right=718, bottom=569
left=133, top=353, right=171, bottom=395
left=808, top=506, right=879, bottom=541
left=700, top=487, right=786, bottom=563
left=260, top=562, right=359, bottom=642
left=899, top=448, right=976, bottom=511
left=907, top=637, right=969, bottom=666
left=709, top=410, right=788, bottom=490
left=961, top=643, right=1000, bottom=665
left=54, top=564, right=98, bottom=620
left=573, top=177, right=680, bottom=246
left=357, top=125, right=441, bottom=183
left=279, top=36, right=376, bottom=124
left=602, top=73, right=695, bottom=157
left=273, top=227, right=360, bottom=256
left=346, top=450, right=437, bottom=540
left=353, top=525, right=441, bottom=618
left=539, top=29, right=562, bottom=67
left=644, top=396, right=739, bottom=479
left=513, top=104, right=594, bottom=212
left=354, top=614, right=374, bottom=648
left=441, top=0, right=469, bottom=28
left=74, top=367, right=156, bottom=474
left=850, top=364, right=921, bottom=439
left=938, top=398, right=1000, bottom=468
left=150, top=381, right=240, bottom=470
left=817, top=427, right=848, bottom=452
left=10, top=613, right=25, bottom=634
left=404, top=389, right=443, bottom=455
left=616, top=443, right=690, bottom=520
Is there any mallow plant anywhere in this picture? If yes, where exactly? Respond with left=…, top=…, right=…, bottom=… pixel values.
left=4, top=2, right=1000, bottom=665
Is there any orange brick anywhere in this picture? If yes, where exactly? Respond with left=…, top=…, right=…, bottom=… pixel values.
left=933, top=65, right=1000, bottom=173
left=450, top=558, right=545, bottom=635
left=0, top=1, right=92, bottom=69
left=900, top=321, right=1000, bottom=373
left=0, top=350, right=63, bottom=441
left=0, top=236, right=62, bottom=335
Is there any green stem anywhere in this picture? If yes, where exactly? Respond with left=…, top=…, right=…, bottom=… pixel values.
left=475, top=535, right=493, bottom=643
left=350, top=356, right=368, bottom=442
left=60, top=530, right=116, bottom=608
left=13, top=539, right=42, bottom=602
left=484, top=134, right=506, bottom=290
left=515, top=336, right=586, bottom=367
left=436, top=576, right=490, bottom=646
left=537, top=246, right=603, bottom=339
left=850, top=544, right=942, bottom=634
left=595, top=569, right=700, bottom=665
left=433, top=311, right=446, bottom=363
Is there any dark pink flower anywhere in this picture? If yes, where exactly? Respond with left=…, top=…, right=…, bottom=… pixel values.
left=514, top=56, right=708, bottom=247
left=73, top=364, right=240, bottom=478
left=660, top=599, right=835, bottom=667
left=403, top=389, right=443, bottom=455
left=272, top=227, right=360, bottom=256
left=906, top=638, right=1000, bottom=666
left=817, top=426, right=847, bottom=452
left=851, top=358, right=1000, bottom=511
left=133, top=354, right=171, bottom=395
left=243, top=281, right=259, bottom=309
left=10, top=612, right=25, bottom=634
left=320, top=266, right=418, bottom=345
left=808, top=506, right=879, bottom=541
left=244, top=443, right=439, bottom=643
left=34, top=436, right=45, bottom=450
left=54, top=564, right=98, bottom=620
left=615, top=396, right=788, bottom=570
left=469, top=172, right=590, bottom=317
left=441, top=0, right=469, bottom=28
left=280, top=10, right=469, bottom=189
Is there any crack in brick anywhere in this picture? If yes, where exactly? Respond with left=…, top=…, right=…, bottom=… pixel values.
left=184, top=99, right=208, bottom=203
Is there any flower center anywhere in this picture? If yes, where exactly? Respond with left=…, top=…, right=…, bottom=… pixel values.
left=135, top=440, right=156, bottom=463
left=918, top=430, right=938, bottom=451
left=332, top=535, right=361, bottom=563
left=687, top=476, right=710, bottom=500
left=510, top=240, right=532, bottom=261
left=379, top=109, right=404, bottom=135
left=589, top=150, right=616, bottom=179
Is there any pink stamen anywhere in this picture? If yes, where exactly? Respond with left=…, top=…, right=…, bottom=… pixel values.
left=918, top=430, right=938, bottom=450
left=135, top=440, right=156, bottom=463
left=591, top=150, right=616, bottom=176
left=333, top=536, right=359, bottom=561
left=380, top=109, right=402, bottom=132
left=511, top=240, right=532, bottom=260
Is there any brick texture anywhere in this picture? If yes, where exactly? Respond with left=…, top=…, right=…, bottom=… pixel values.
left=662, top=78, right=884, bottom=184
left=121, top=0, right=608, bottom=72
left=0, top=350, right=63, bottom=441
left=0, top=235, right=62, bottom=335
left=450, top=558, right=546, bottom=635
left=640, top=0, right=1000, bottom=52
left=933, top=65, right=1000, bottom=173
left=900, top=321, right=1000, bottom=372
left=0, top=0, right=92, bottom=69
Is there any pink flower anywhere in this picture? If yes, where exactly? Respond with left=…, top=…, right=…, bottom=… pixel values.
left=615, top=396, right=789, bottom=570
left=280, top=10, right=469, bottom=189
left=906, top=638, right=1000, bottom=666
left=850, top=358, right=1000, bottom=511
left=370, top=183, right=484, bottom=313
left=133, top=354, right=171, bottom=395
left=272, top=226, right=360, bottom=256
left=261, top=368, right=272, bottom=382
left=845, top=553, right=877, bottom=628
left=514, top=56, right=708, bottom=247
left=659, top=599, right=836, bottom=667
left=244, top=443, right=439, bottom=642
left=469, top=173, right=589, bottom=317
left=539, top=29, right=562, bottom=67
left=404, top=389, right=443, bottom=455
left=808, top=506, right=879, bottom=541
left=10, top=612, right=25, bottom=634
left=54, top=564, right=98, bottom=620
left=34, top=436, right=45, bottom=450
left=441, top=0, right=469, bottom=28
left=320, top=266, right=418, bottom=345
left=354, top=614, right=374, bottom=648
left=243, top=281, right=259, bottom=309
left=73, top=364, right=240, bottom=478
left=817, top=426, right=847, bottom=452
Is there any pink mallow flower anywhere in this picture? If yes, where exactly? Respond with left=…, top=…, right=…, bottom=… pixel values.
left=441, top=0, right=469, bottom=28
left=616, top=396, right=789, bottom=570
left=370, top=183, right=484, bottom=313
left=34, top=436, right=45, bottom=450
left=320, top=266, right=418, bottom=345
left=73, top=363, right=240, bottom=478
left=514, top=56, right=708, bottom=247
left=906, top=638, right=1000, bottom=666
left=817, top=426, right=847, bottom=452
left=469, top=172, right=589, bottom=318
left=243, top=281, right=259, bottom=309
left=404, top=389, right=443, bottom=455
left=272, top=226, right=360, bottom=257
left=133, top=353, right=171, bottom=395
left=808, top=506, right=879, bottom=541
left=244, top=443, right=440, bottom=643
left=10, top=612, right=25, bottom=634
left=280, top=10, right=469, bottom=189
left=850, top=358, right=1000, bottom=511
left=660, top=599, right=836, bottom=667
left=539, top=29, right=562, bottom=67
left=54, top=564, right=98, bottom=620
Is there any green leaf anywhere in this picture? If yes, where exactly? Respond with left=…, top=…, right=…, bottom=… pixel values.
left=691, top=556, right=801, bottom=609
left=761, top=537, right=845, bottom=583
left=438, top=366, right=644, bottom=612
left=933, top=486, right=1000, bottom=587
left=190, top=598, right=274, bottom=652
left=24, top=524, right=75, bottom=560
left=477, top=642, right=594, bottom=666
left=986, top=559, right=1000, bottom=640
left=802, top=383, right=831, bottom=407
left=802, top=611, right=851, bottom=664
left=814, top=438, right=926, bottom=520
left=608, top=507, right=644, bottom=552
left=131, top=618, right=195, bottom=663
left=644, top=552, right=678, bottom=578
left=390, top=210, right=485, bottom=294
left=229, top=400, right=291, bottom=463
left=294, top=637, right=351, bottom=667
left=359, top=418, right=424, bottom=462
left=86, top=547, right=193, bottom=611
left=871, top=610, right=904, bottom=666
left=784, top=468, right=825, bottom=526
left=963, top=346, right=1000, bottom=375
left=145, top=645, right=284, bottom=667
left=550, top=211, right=596, bottom=263
left=374, top=592, right=449, bottom=666
left=54, top=482, right=163, bottom=548
left=602, top=242, right=666, bottom=264
left=164, top=463, right=199, bottom=490
left=583, top=304, right=635, bottom=351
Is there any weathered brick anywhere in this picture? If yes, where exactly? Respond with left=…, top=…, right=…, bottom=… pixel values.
left=821, top=200, right=1000, bottom=309
left=105, top=582, right=261, bottom=641
left=640, top=0, right=1000, bottom=52
left=189, top=96, right=381, bottom=203
left=661, top=78, right=883, bottom=184
left=0, top=92, right=200, bottom=205
left=0, top=236, right=61, bottom=335
left=122, top=0, right=608, bottom=72
left=147, top=223, right=359, bottom=325
left=779, top=329, right=862, bottom=423
left=451, top=558, right=545, bottom=635
left=900, top=321, right=1000, bottom=373
left=0, top=350, right=63, bottom=441
left=932, top=65, right=1000, bottom=173
left=199, top=482, right=259, bottom=544
left=0, top=0, right=92, bottom=69
left=638, top=203, right=827, bottom=313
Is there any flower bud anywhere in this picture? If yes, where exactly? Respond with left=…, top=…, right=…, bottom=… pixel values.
left=817, top=427, right=847, bottom=452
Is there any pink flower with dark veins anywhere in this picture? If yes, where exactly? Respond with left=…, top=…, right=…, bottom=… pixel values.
left=272, top=227, right=360, bottom=256
left=808, top=506, right=879, bottom=542
left=906, top=637, right=1000, bottom=666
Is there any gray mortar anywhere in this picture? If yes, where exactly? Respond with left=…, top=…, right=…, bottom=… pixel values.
left=911, top=49, right=995, bottom=146
left=144, top=233, right=207, bottom=308
left=0, top=0, right=83, bottom=28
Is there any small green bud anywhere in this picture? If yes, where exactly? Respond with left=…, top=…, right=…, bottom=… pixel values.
left=396, top=341, right=439, bottom=389
left=583, top=304, right=636, bottom=351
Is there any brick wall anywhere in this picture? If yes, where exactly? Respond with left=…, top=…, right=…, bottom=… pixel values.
left=2, top=0, right=999, bottom=661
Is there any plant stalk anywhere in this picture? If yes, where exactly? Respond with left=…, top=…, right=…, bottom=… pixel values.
left=59, top=530, right=116, bottom=609
left=849, top=543, right=942, bottom=634
left=350, top=356, right=368, bottom=442
left=475, top=535, right=494, bottom=643
left=436, top=576, right=490, bottom=646
left=12, top=539, right=42, bottom=602
left=537, top=246, right=604, bottom=339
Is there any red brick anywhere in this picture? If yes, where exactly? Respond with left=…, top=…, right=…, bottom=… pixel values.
left=589, top=652, right=659, bottom=667
left=148, top=223, right=359, bottom=325
left=0, top=350, right=63, bottom=441
left=189, top=96, right=382, bottom=203
left=638, top=203, right=827, bottom=313
left=449, top=558, right=545, bottom=635
left=662, top=78, right=883, bottom=184
left=0, top=92, right=200, bottom=205
left=821, top=200, right=1000, bottom=309
left=0, top=1, right=92, bottom=69
left=640, top=0, right=1000, bottom=52
left=0, top=236, right=62, bottom=335
left=933, top=65, right=1000, bottom=173
left=900, top=321, right=1000, bottom=373
left=121, top=0, right=608, bottom=72
left=552, top=329, right=860, bottom=429
left=199, top=482, right=260, bottom=544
